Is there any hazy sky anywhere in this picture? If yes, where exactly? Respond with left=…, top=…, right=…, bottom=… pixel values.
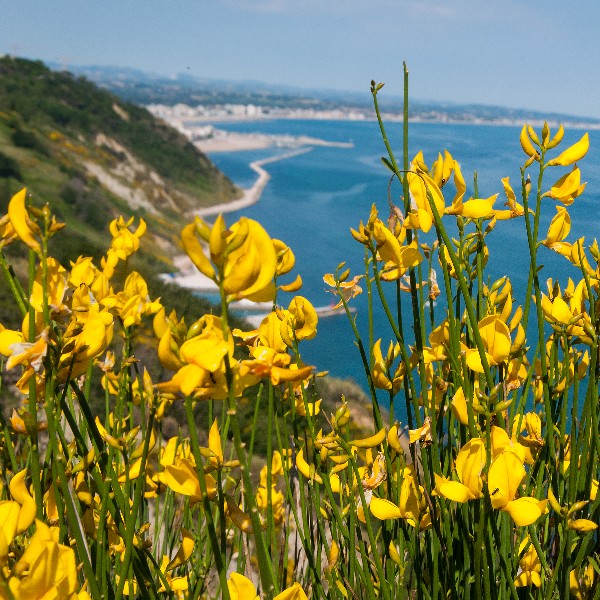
left=3, top=1, right=600, bottom=117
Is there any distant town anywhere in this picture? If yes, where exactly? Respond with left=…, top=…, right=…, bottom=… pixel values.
left=63, top=63, right=600, bottom=148
left=146, top=100, right=600, bottom=153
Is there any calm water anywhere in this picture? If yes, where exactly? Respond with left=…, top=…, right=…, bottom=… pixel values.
left=206, top=120, right=600, bottom=413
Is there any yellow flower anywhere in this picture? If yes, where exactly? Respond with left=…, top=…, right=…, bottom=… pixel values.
left=431, top=150, right=455, bottom=188
left=370, top=466, right=428, bottom=528
left=240, top=346, right=313, bottom=386
left=446, top=193, right=498, bottom=220
left=157, top=555, right=189, bottom=596
left=323, top=271, right=363, bottom=309
left=0, top=470, right=37, bottom=565
left=0, top=212, right=17, bottom=247
left=493, top=177, right=525, bottom=220
left=488, top=451, right=547, bottom=526
left=109, top=216, right=146, bottom=260
left=180, top=315, right=234, bottom=373
left=59, top=291, right=114, bottom=380
left=162, top=457, right=217, bottom=504
left=465, top=315, right=512, bottom=373
left=406, top=169, right=445, bottom=233
left=7, top=188, right=41, bottom=253
left=434, top=437, right=486, bottom=502
left=519, top=125, right=540, bottom=160
left=165, top=528, right=194, bottom=572
left=227, top=572, right=259, bottom=600
left=256, top=453, right=285, bottom=526
left=182, top=215, right=278, bottom=301
left=450, top=386, right=482, bottom=427
left=350, top=205, right=423, bottom=278
left=280, top=296, right=318, bottom=345
left=30, top=258, right=67, bottom=313
left=514, top=538, right=542, bottom=588
left=543, top=166, right=586, bottom=205
left=0, top=328, right=47, bottom=373
left=258, top=311, right=287, bottom=353
left=409, top=418, right=432, bottom=445
left=547, top=132, right=589, bottom=167
left=570, top=564, right=595, bottom=599
left=295, top=447, right=323, bottom=484
left=69, top=256, right=112, bottom=301
left=371, top=338, right=400, bottom=392
left=542, top=205, right=571, bottom=251
left=8, top=520, right=79, bottom=599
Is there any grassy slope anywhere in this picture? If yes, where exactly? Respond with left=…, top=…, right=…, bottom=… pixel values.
left=0, top=57, right=240, bottom=265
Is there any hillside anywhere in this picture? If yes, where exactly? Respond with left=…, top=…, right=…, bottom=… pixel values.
left=0, top=57, right=391, bottom=446
left=0, top=57, right=240, bottom=266
left=0, top=56, right=246, bottom=334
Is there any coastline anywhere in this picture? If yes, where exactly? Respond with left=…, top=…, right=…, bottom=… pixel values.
left=194, top=146, right=312, bottom=217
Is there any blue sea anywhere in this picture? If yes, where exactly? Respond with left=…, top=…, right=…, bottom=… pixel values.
left=205, top=119, right=600, bottom=412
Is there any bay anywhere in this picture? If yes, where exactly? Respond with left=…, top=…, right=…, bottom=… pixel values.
left=206, top=119, right=600, bottom=416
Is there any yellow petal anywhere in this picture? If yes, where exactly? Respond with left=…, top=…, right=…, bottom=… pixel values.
left=8, top=188, right=41, bottom=253
left=503, top=497, right=547, bottom=527
left=350, top=427, right=386, bottom=449
left=208, top=419, right=223, bottom=465
left=167, top=528, right=195, bottom=571
left=226, top=497, right=255, bottom=533
left=0, top=329, right=24, bottom=356
left=157, top=328, right=183, bottom=371
left=274, top=583, right=308, bottom=600
left=465, top=348, right=493, bottom=373
left=228, top=572, right=259, bottom=600
left=547, top=132, right=589, bottom=166
left=455, top=438, right=485, bottom=498
left=279, top=274, right=303, bottom=292
left=547, top=167, right=583, bottom=203
left=296, top=448, right=323, bottom=484
left=459, top=195, right=497, bottom=219
left=519, top=125, right=538, bottom=157
left=568, top=519, right=598, bottom=532
left=370, top=497, right=402, bottom=520
left=181, top=221, right=216, bottom=280
left=9, top=469, right=37, bottom=534
left=163, top=458, right=202, bottom=500
left=435, top=475, right=475, bottom=503
left=488, top=452, right=525, bottom=509
left=208, top=214, right=227, bottom=263
left=543, top=206, right=571, bottom=247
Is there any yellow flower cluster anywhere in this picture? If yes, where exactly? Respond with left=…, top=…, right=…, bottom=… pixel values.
left=0, top=114, right=598, bottom=599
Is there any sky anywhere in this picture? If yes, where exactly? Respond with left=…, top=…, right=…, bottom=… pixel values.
left=3, top=1, right=600, bottom=118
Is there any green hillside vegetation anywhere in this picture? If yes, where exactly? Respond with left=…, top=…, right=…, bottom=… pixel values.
left=0, top=55, right=244, bottom=320
left=0, top=57, right=240, bottom=265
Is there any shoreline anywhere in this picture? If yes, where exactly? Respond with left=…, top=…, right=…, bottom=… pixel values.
left=193, top=132, right=354, bottom=154
left=194, top=146, right=312, bottom=217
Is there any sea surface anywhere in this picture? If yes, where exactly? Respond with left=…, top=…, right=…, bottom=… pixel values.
left=205, top=119, right=600, bottom=415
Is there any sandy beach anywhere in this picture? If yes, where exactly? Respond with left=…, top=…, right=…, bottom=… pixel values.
left=194, top=135, right=273, bottom=153
left=193, top=131, right=353, bottom=154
